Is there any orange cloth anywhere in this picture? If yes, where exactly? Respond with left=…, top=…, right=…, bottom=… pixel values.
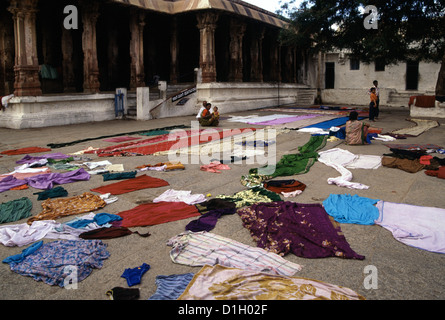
left=370, top=93, right=378, bottom=105
left=90, top=174, right=169, bottom=195
left=117, top=201, right=200, bottom=227
left=1, top=147, right=52, bottom=155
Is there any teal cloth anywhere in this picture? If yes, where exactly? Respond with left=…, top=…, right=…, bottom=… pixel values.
left=103, top=171, right=137, bottom=181
left=0, top=197, right=33, bottom=224
left=323, top=194, right=380, bottom=225
left=139, top=130, right=170, bottom=136
left=66, top=212, right=122, bottom=229
left=34, top=186, right=68, bottom=201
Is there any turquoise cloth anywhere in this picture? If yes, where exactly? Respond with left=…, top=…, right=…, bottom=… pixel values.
left=66, top=212, right=122, bottom=229
left=323, top=194, right=380, bottom=225
left=3, top=241, right=43, bottom=264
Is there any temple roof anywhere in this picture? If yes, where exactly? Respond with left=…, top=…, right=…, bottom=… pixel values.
left=111, top=0, right=287, bottom=28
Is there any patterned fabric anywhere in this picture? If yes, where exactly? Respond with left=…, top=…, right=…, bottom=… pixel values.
left=167, top=231, right=302, bottom=276
left=148, top=273, right=195, bottom=300
left=237, top=201, right=365, bottom=259
left=345, top=120, right=369, bottom=145
left=179, top=265, right=365, bottom=300
left=28, top=192, right=107, bottom=225
left=3, top=240, right=110, bottom=287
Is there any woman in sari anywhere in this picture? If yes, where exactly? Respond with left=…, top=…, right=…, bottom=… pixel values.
left=345, top=111, right=370, bottom=145
left=198, top=103, right=219, bottom=127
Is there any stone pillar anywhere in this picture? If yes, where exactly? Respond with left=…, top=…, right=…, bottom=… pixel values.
left=80, top=1, right=100, bottom=93
left=61, top=28, right=76, bottom=92
left=197, top=12, right=218, bottom=83
left=130, top=9, right=146, bottom=90
left=228, top=19, right=246, bottom=82
left=8, top=0, right=42, bottom=96
left=170, top=17, right=179, bottom=84
left=250, top=26, right=264, bottom=82
left=0, top=9, right=15, bottom=95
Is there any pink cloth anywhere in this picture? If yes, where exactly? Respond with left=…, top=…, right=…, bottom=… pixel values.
left=375, top=201, right=445, bottom=254
left=200, top=161, right=231, bottom=173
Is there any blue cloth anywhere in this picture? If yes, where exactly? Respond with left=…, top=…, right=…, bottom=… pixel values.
left=323, top=194, right=380, bottom=225
left=148, top=273, right=195, bottom=300
left=121, top=263, right=150, bottom=287
left=304, top=116, right=365, bottom=130
left=3, top=241, right=43, bottom=264
left=66, top=212, right=122, bottom=229
left=3, top=240, right=109, bottom=287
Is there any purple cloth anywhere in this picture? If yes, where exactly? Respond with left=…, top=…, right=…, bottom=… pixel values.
left=186, top=208, right=236, bottom=232
left=16, top=153, right=70, bottom=164
left=247, top=114, right=320, bottom=126
left=237, top=201, right=365, bottom=260
left=25, top=168, right=90, bottom=190
left=0, top=175, right=28, bottom=193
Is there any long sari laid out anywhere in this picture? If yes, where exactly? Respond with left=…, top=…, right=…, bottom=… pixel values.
left=237, top=201, right=364, bottom=260
left=178, top=264, right=365, bottom=300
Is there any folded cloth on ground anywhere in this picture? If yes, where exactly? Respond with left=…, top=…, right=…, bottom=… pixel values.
left=178, top=265, right=365, bottom=300
left=185, top=207, right=236, bottom=232
left=27, top=192, right=107, bottom=225
left=2, top=239, right=110, bottom=287
left=425, top=166, right=445, bottom=179
left=381, top=156, right=425, bottom=173
left=375, top=201, right=445, bottom=254
left=167, top=231, right=303, bottom=276
left=237, top=201, right=365, bottom=259
left=263, top=179, right=306, bottom=195
left=79, top=226, right=150, bottom=239
left=323, top=194, right=380, bottom=225
left=216, top=187, right=281, bottom=208
left=103, top=171, right=137, bottom=181
left=90, top=174, right=169, bottom=195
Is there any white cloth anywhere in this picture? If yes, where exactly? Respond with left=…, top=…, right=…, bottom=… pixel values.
left=317, top=148, right=374, bottom=189
left=375, top=201, right=445, bottom=254
left=153, top=189, right=206, bottom=205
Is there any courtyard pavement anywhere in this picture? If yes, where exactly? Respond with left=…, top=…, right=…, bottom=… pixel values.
left=0, top=104, right=444, bottom=303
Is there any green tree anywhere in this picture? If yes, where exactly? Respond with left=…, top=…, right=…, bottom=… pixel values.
left=278, top=0, right=445, bottom=95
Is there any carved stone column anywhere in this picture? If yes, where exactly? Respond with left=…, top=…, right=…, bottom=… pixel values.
left=130, top=9, right=145, bottom=90
left=0, top=9, right=15, bottom=95
left=228, top=19, right=246, bottom=82
left=80, top=1, right=100, bottom=93
left=8, top=0, right=42, bottom=96
left=197, top=12, right=218, bottom=83
left=170, top=17, right=179, bottom=84
left=250, top=26, right=264, bottom=82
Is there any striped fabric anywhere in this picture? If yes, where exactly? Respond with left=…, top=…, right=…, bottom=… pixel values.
left=111, top=0, right=287, bottom=28
left=167, top=231, right=302, bottom=276
left=148, top=273, right=195, bottom=300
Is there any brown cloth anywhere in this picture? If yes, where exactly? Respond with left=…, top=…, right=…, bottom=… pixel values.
left=27, top=192, right=106, bottom=225
left=79, top=226, right=150, bottom=239
left=409, top=95, right=436, bottom=108
left=263, top=179, right=307, bottom=194
left=381, top=156, right=425, bottom=173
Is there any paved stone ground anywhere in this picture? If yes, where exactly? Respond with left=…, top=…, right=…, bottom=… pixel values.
left=0, top=105, right=444, bottom=302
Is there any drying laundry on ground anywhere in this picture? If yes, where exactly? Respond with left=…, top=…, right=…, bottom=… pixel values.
left=317, top=148, right=382, bottom=189
left=391, top=118, right=440, bottom=137
left=116, top=201, right=201, bottom=227
left=237, top=201, right=365, bottom=259
left=27, top=192, right=107, bottom=225
left=216, top=187, right=281, bottom=208
left=148, top=272, right=195, bottom=300
left=90, top=174, right=169, bottom=195
left=200, top=161, right=230, bottom=173
left=323, top=194, right=380, bottom=225
left=136, top=161, right=185, bottom=171
left=167, top=231, right=303, bottom=276
left=178, top=264, right=365, bottom=300
left=0, top=146, right=52, bottom=156
left=262, top=179, right=307, bottom=197
left=375, top=201, right=445, bottom=254
left=153, top=189, right=206, bottom=205
left=0, top=197, right=33, bottom=224
left=2, top=239, right=110, bottom=287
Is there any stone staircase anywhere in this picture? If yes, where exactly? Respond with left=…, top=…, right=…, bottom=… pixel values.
left=296, top=88, right=317, bottom=106
left=126, top=83, right=194, bottom=118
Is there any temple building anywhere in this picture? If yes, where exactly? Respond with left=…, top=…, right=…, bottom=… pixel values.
left=0, top=0, right=441, bottom=128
